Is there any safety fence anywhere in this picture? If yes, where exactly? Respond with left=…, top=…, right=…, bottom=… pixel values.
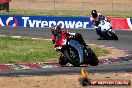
left=9, top=0, right=132, bottom=17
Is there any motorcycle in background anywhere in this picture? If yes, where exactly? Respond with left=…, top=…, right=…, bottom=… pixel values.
left=52, top=30, right=99, bottom=67
left=97, top=20, right=118, bottom=40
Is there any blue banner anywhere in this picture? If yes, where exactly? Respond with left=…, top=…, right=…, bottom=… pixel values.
left=129, top=18, right=132, bottom=29
left=0, top=15, right=93, bottom=29
left=130, top=18, right=132, bottom=24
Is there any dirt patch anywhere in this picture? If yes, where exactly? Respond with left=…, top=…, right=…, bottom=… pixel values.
left=97, top=45, right=129, bottom=59
left=0, top=73, right=131, bottom=88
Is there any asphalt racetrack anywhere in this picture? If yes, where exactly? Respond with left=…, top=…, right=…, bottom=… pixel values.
left=0, top=27, right=132, bottom=76
left=0, top=27, right=132, bottom=51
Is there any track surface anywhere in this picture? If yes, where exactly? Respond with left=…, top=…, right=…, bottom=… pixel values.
left=0, top=27, right=132, bottom=51
left=0, top=27, right=132, bottom=76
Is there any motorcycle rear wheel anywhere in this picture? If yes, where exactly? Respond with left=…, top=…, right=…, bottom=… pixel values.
left=59, top=57, right=68, bottom=66
left=86, top=48, right=99, bottom=66
left=108, top=30, right=118, bottom=40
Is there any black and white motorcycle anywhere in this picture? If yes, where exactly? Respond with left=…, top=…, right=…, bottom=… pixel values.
left=96, top=20, right=118, bottom=40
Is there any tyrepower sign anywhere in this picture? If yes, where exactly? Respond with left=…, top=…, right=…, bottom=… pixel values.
left=0, top=15, right=93, bottom=29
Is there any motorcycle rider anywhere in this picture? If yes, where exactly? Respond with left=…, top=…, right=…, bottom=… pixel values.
left=51, top=25, right=88, bottom=65
left=90, top=10, right=108, bottom=39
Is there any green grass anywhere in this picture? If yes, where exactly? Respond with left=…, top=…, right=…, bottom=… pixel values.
left=0, top=36, right=110, bottom=64
left=91, top=45, right=110, bottom=56
left=0, top=36, right=60, bottom=64
left=0, top=9, right=131, bottom=17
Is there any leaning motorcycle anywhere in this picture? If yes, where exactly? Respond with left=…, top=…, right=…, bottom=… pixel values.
left=52, top=30, right=99, bottom=67
left=97, top=20, right=118, bottom=40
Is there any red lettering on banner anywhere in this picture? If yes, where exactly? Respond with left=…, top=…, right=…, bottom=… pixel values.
left=108, top=18, right=130, bottom=30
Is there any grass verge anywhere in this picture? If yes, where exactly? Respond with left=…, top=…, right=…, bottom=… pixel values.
left=0, top=36, right=110, bottom=64
left=0, top=10, right=131, bottom=17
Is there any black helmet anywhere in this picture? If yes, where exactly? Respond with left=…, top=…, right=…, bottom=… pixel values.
left=51, top=25, right=61, bottom=35
left=91, top=10, right=97, bottom=18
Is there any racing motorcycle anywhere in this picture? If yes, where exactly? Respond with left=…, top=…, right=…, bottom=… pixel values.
left=97, top=20, right=118, bottom=40
left=52, top=30, right=99, bottom=67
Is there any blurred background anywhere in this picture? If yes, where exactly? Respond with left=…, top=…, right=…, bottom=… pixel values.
left=1, top=0, right=132, bottom=17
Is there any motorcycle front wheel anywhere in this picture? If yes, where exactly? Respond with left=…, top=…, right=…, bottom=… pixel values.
left=63, top=46, right=80, bottom=67
left=59, top=55, right=68, bottom=66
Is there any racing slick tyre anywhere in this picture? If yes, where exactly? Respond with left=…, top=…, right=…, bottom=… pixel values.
left=86, top=48, right=99, bottom=66
left=63, top=46, right=80, bottom=67
left=59, top=56, right=68, bottom=65
left=109, top=30, right=118, bottom=40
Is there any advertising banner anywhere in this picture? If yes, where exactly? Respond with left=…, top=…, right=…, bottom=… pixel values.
left=0, top=15, right=132, bottom=30
left=108, top=18, right=131, bottom=30
left=127, top=18, right=132, bottom=30
left=0, top=15, right=93, bottom=29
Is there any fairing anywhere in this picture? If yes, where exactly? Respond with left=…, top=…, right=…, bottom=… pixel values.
left=68, top=39, right=84, bottom=64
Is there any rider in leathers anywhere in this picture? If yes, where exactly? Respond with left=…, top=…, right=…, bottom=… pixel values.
left=90, top=10, right=108, bottom=39
left=51, top=25, right=87, bottom=65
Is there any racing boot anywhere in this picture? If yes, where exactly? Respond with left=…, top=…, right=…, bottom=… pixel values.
left=59, top=54, right=68, bottom=66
